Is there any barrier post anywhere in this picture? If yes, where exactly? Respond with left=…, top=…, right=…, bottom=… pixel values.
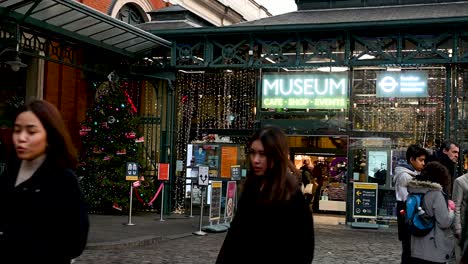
left=160, top=183, right=165, bottom=221
left=193, top=186, right=207, bottom=236
left=189, top=182, right=194, bottom=217
left=126, top=182, right=135, bottom=226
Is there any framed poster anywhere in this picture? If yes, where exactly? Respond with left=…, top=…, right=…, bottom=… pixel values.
left=221, top=146, right=238, bottom=178
left=367, top=150, right=389, bottom=186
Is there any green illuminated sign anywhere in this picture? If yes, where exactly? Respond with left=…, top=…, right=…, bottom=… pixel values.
left=262, top=73, right=348, bottom=109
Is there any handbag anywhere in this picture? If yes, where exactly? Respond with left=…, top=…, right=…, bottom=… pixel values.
left=303, top=183, right=314, bottom=194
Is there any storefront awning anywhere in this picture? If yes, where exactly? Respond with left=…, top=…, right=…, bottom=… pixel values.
left=0, top=0, right=171, bottom=57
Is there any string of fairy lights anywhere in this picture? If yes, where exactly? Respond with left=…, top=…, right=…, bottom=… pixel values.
left=173, top=70, right=257, bottom=211
left=352, top=68, right=445, bottom=147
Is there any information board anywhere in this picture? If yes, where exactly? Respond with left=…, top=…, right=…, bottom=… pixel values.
left=209, top=181, right=222, bottom=221
left=352, top=182, right=378, bottom=219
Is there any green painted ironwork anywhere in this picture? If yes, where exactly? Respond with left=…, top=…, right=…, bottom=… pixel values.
left=165, top=28, right=468, bottom=69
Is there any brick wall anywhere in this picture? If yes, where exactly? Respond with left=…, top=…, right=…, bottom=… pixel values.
left=80, top=0, right=112, bottom=13
left=44, top=60, right=89, bottom=150
left=79, top=0, right=169, bottom=14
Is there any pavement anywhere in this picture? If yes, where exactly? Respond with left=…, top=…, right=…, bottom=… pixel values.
left=86, top=211, right=397, bottom=250
left=86, top=212, right=203, bottom=249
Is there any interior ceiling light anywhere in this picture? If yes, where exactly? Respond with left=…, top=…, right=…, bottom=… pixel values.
left=358, top=54, right=376, bottom=60
left=317, top=66, right=348, bottom=72
left=5, top=55, right=27, bottom=72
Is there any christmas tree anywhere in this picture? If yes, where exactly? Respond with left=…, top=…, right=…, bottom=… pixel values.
left=78, top=72, right=148, bottom=213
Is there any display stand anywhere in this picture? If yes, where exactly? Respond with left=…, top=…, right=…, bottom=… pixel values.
left=193, top=186, right=207, bottom=236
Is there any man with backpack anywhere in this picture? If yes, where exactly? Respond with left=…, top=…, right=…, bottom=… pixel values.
left=393, top=144, right=428, bottom=264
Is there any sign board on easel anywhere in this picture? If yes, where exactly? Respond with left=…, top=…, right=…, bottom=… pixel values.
left=351, top=182, right=379, bottom=229
left=352, top=182, right=378, bottom=219
left=224, top=181, right=237, bottom=222
left=209, top=181, right=222, bottom=223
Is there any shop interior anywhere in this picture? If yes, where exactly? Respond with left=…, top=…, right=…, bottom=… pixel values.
left=294, top=154, right=347, bottom=213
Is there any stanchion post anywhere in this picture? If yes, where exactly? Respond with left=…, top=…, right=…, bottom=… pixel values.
left=189, top=182, right=194, bottom=218
left=160, top=183, right=165, bottom=221
left=193, top=186, right=207, bottom=236
left=126, top=182, right=135, bottom=226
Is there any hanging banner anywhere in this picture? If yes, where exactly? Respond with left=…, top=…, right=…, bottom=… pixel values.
left=224, top=181, right=237, bottom=220
left=209, top=181, right=222, bottom=221
left=221, top=146, right=238, bottom=178
left=158, top=163, right=170, bottom=181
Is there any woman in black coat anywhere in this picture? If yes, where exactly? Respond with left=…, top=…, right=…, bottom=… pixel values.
left=216, top=126, right=314, bottom=264
left=0, top=100, right=89, bottom=264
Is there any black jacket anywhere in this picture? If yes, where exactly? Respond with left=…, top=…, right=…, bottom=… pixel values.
left=427, top=150, right=457, bottom=196
left=0, top=159, right=88, bottom=264
left=216, top=175, right=315, bottom=264
left=427, top=150, right=457, bottom=179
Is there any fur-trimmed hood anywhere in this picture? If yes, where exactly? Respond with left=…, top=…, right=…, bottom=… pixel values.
left=407, top=180, right=443, bottom=194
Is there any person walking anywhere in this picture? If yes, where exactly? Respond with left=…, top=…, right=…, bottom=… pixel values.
left=216, top=126, right=314, bottom=264
left=393, top=144, right=428, bottom=264
left=300, top=160, right=314, bottom=208
left=0, top=99, right=89, bottom=264
left=408, top=161, right=455, bottom=264
left=452, top=172, right=468, bottom=263
left=311, top=162, right=324, bottom=212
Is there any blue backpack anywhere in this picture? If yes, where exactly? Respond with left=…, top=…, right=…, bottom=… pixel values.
left=405, top=193, right=435, bottom=236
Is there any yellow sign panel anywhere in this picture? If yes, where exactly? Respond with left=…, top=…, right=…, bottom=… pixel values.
left=354, top=183, right=377, bottom=190
left=126, top=176, right=138, bottom=181
left=212, top=181, right=222, bottom=188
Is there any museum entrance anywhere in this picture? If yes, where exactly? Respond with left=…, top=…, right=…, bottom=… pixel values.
left=289, top=135, right=348, bottom=214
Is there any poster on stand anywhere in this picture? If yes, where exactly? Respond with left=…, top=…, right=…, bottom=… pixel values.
left=221, top=146, right=238, bottom=178
left=209, top=181, right=222, bottom=222
left=224, top=181, right=237, bottom=221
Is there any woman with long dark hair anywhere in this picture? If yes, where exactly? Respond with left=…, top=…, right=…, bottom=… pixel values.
left=216, top=126, right=314, bottom=263
left=0, top=99, right=89, bottom=263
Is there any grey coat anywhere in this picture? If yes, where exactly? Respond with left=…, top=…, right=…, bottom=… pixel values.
left=453, top=174, right=468, bottom=236
left=407, top=180, right=455, bottom=263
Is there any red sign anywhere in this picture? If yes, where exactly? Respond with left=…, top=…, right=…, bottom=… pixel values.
left=158, top=163, right=170, bottom=181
